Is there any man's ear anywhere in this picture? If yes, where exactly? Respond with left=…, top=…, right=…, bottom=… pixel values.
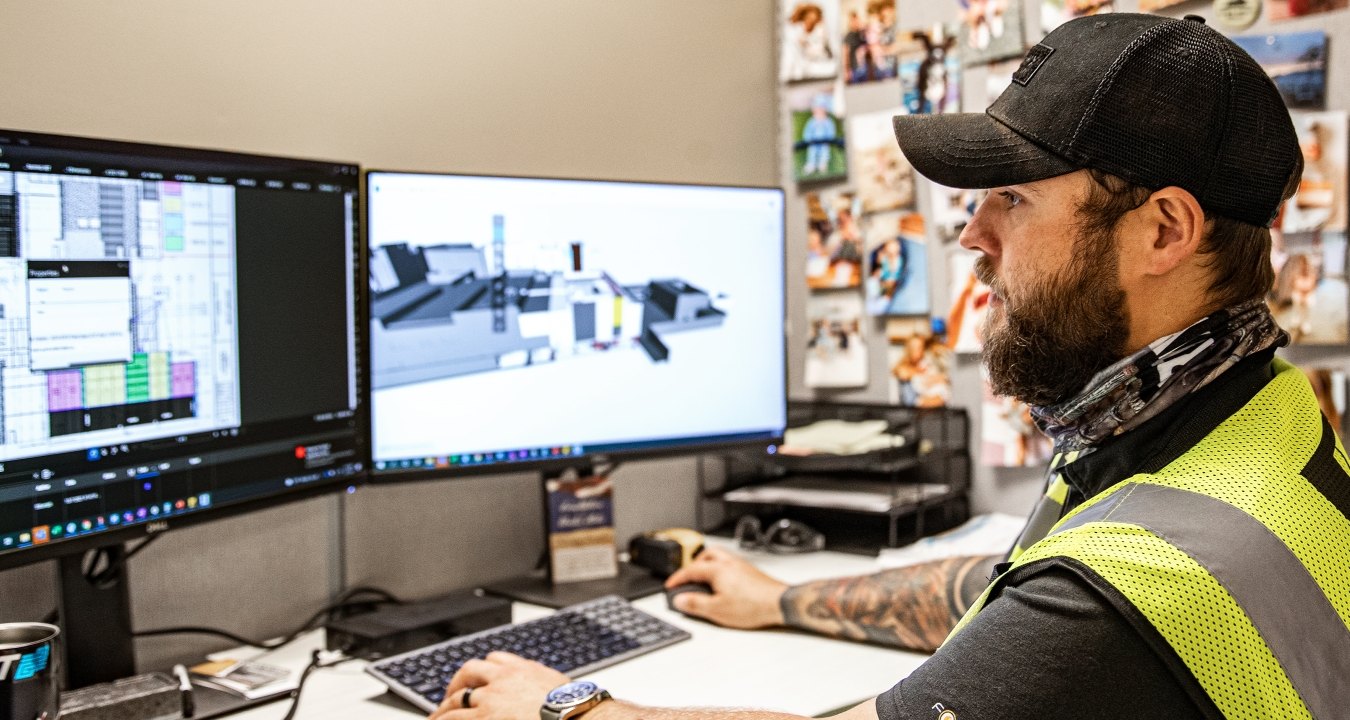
left=1134, top=186, right=1206, bottom=276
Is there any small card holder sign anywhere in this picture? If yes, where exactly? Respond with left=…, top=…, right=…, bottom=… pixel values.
left=545, top=468, right=618, bottom=584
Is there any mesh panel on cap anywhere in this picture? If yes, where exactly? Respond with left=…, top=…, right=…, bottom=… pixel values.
left=1205, top=47, right=1302, bottom=227
left=1069, top=22, right=1228, bottom=206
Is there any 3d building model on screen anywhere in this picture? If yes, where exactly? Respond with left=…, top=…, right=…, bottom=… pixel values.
left=370, top=215, right=727, bottom=390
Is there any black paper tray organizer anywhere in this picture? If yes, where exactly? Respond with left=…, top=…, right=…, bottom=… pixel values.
left=706, top=401, right=971, bottom=552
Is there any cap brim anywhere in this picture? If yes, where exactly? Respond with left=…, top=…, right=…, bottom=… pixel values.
left=892, top=112, right=1077, bottom=189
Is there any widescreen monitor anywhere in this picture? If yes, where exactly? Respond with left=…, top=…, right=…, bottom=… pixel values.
left=0, top=129, right=366, bottom=570
left=366, top=172, right=786, bottom=478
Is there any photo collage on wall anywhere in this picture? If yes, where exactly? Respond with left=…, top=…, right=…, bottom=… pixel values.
left=1304, top=367, right=1348, bottom=438
left=1042, top=0, right=1113, bottom=36
left=1267, top=0, right=1349, bottom=22
left=789, top=82, right=848, bottom=183
left=981, top=372, right=1053, bottom=467
left=863, top=209, right=929, bottom=316
left=781, top=0, right=1350, bottom=463
left=886, top=317, right=953, bottom=407
left=958, top=0, right=1026, bottom=64
left=806, top=189, right=863, bottom=290
left=782, top=1, right=840, bottom=83
left=899, top=25, right=962, bottom=114
left=1270, top=111, right=1349, bottom=345
left=805, top=292, right=870, bottom=388
left=782, top=0, right=1029, bottom=405
left=1232, top=31, right=1327, bottom=111
left=839, top=0, right=900, bottom=84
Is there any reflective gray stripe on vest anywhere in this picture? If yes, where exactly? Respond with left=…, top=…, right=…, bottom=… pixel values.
left=1055, top=482, right=1350, bottom=720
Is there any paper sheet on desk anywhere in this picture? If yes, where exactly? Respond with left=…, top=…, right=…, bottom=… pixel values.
left=876, top=513, right=1025, bottom=568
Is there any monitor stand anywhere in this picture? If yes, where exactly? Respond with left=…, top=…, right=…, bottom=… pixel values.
left=481, top=466, right=664, bottom=610
left=55, top=544, right=298, bottom=717
left=57, top=546, right=136, bottom=688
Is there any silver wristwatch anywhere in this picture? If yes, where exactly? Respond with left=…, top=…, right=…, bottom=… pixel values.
left=541, top=681, right=612, bottom=720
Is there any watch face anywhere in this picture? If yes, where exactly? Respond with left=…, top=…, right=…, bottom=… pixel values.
left=547, top=681, right=599, bottom=707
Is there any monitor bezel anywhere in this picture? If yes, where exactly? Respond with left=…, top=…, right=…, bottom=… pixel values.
left=363, top=168, right=788, bottom=483
left=0, top=128, right=370, bottom=570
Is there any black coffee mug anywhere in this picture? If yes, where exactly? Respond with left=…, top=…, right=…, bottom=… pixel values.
left=0, top=623, right=59, bottom=720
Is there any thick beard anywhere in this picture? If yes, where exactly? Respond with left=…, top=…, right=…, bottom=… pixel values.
left=978, top=228, right=1130, bottom=408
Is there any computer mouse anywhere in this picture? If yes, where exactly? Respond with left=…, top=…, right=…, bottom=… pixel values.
left=665, top=582, right=713, bottom=613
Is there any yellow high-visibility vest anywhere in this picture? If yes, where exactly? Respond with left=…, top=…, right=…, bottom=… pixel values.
left=949, top=359, right=1350, bottom=720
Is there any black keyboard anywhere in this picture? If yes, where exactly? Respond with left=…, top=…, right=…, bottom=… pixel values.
left=366, top=595, right=690, bottom=712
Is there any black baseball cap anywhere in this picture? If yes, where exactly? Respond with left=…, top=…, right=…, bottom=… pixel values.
left=893, top=13, right=1302, bottom=227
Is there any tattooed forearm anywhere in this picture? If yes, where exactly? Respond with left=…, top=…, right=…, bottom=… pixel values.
left=779, top=554, right=1000, bottom=652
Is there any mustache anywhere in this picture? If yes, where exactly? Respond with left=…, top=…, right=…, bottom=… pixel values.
left=974, top=255, right=1004, bottom=297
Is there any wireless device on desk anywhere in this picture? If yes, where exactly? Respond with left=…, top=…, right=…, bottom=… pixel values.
left=629, top=528, right=705, bottom=579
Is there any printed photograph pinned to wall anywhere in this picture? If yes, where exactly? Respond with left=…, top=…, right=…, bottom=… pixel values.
left=929, top=182, right=982, bottom=241
left=863, top=211, right=930, bottom=316
left=947, top=248, right=992, bottom=354
left=899, top=25, right=962, bottom=114
left=1281, top=111, right=1347, bottom=234
left=789, top=82, right=848, bottom=183
left=886, top=317, right=953, bottom=407
left=1041, top=0, right=1113, bottom=36
left=806, top=190, right=865, bottom=290
left=781, top=0, right=840, bottom=83
left=840, top=0, right=900, bottom=84
left=1269, top=230, right=1348, bottom=345
left=1268, top=0, right=1348, bottom=22
left=986, top=57, right=1022, bottom=105
left=981, top=373, right=1053, bottom=467
left=849, top=109, right=916, bottom=215
left=1303, top=367, right=1348, bottom=437
left=958, top=0, right=1025, bottom=65
left=1231, top=31, right=1327, bottom=110
left=805, top=292, right=870, bottom=388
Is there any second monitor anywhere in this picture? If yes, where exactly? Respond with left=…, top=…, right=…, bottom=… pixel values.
left=366, top=172, right=786, bottom=478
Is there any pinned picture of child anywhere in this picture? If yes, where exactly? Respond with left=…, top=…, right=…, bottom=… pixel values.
left=789, top=83, right=848, bottom=182
left=782, top=1, right=839, bottom=82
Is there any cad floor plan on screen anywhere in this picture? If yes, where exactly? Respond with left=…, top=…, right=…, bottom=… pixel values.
left=0, top=171, right=241, bottom=462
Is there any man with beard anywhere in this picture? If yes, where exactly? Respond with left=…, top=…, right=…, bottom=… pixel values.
left=431, top=14, right=1349, bottom=720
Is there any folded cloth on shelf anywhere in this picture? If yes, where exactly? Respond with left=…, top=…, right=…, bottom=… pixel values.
left=780, top=419, right=906, bottom=456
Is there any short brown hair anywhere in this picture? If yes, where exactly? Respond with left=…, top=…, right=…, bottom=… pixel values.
left=1076, top=169, right=1280, bottom=309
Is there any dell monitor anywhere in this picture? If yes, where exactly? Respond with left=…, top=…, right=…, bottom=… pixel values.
left=0, top=129, right=366, bottom=687
left=365, top=171, right=787, bottom=480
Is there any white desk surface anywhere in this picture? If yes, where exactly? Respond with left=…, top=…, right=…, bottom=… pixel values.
left=226, top=541, right=928, bottom=720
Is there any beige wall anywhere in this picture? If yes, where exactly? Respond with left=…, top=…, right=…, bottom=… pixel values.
left=0, top=0, right=777, bottom=672
left=1, top=1, right=777, bottom=186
